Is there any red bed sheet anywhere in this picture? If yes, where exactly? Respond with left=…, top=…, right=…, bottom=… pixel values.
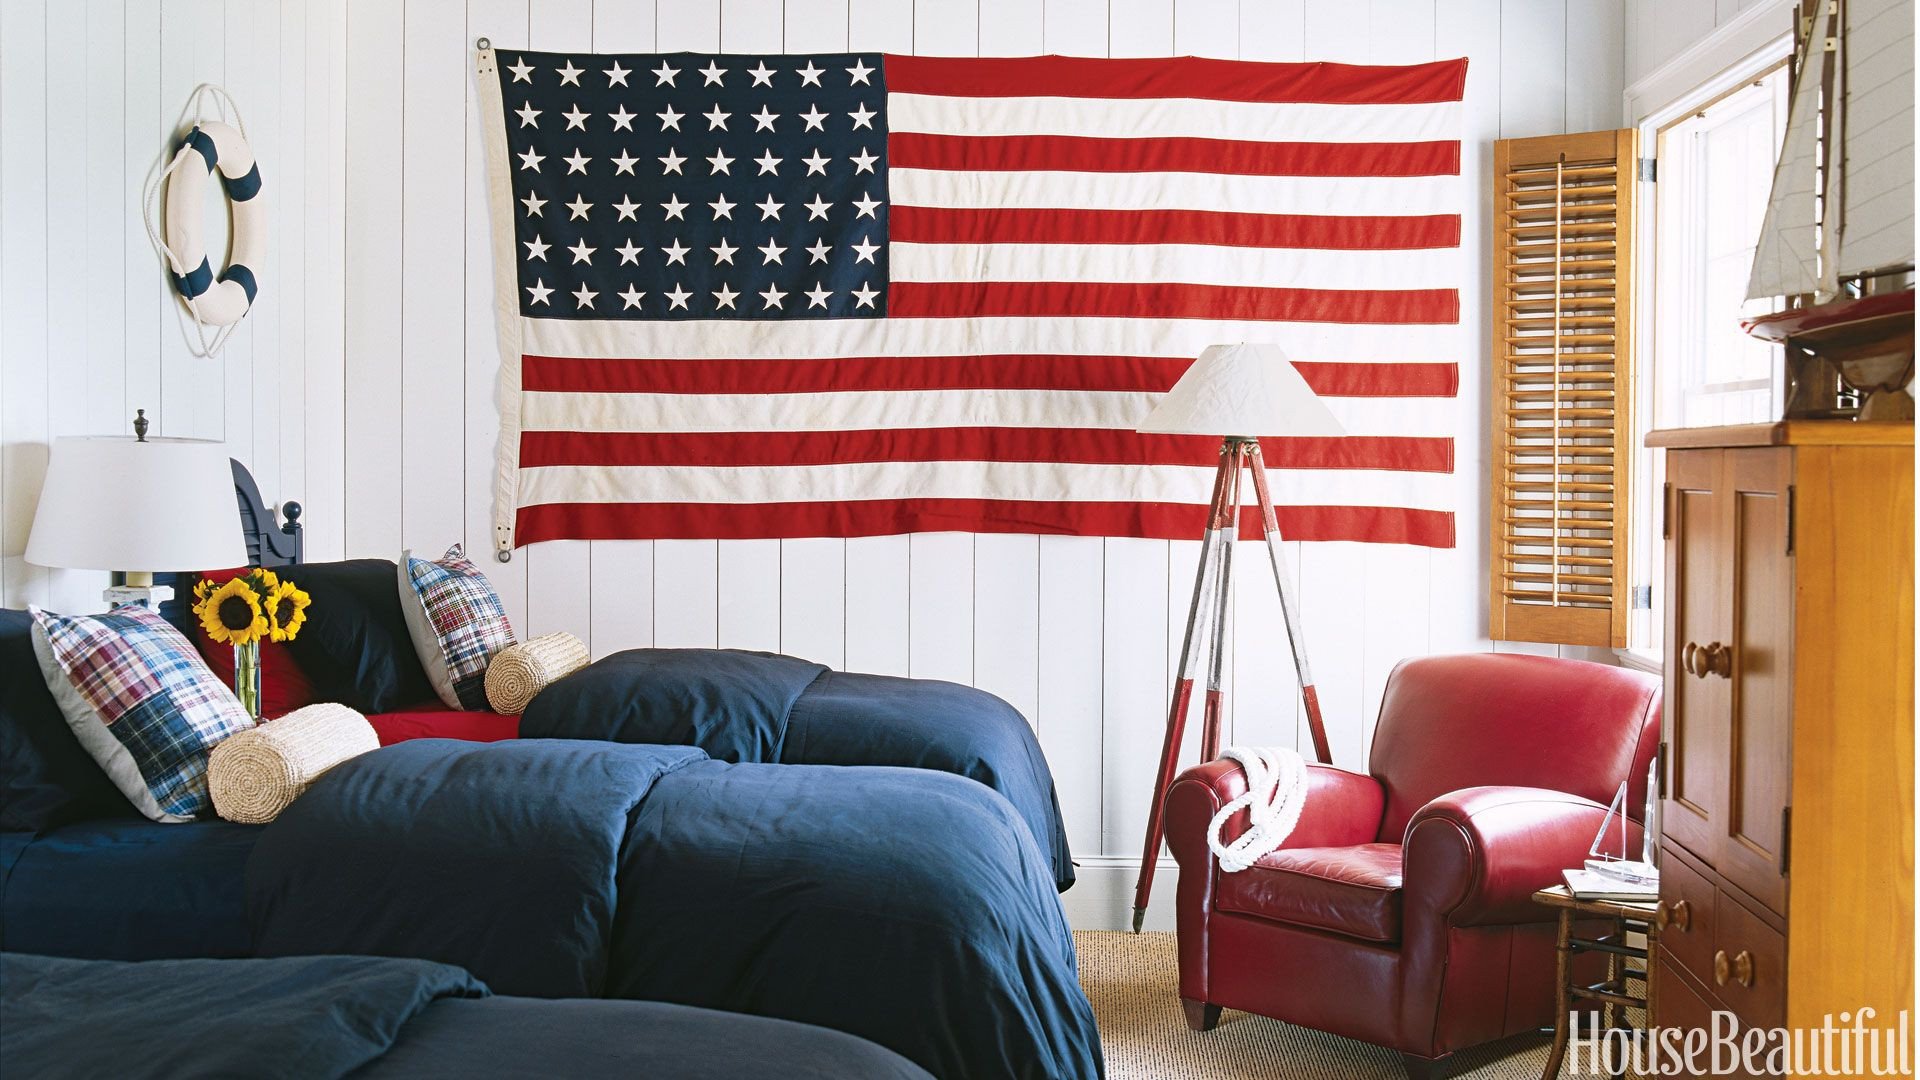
left=363, top=703, right=521, bottom=746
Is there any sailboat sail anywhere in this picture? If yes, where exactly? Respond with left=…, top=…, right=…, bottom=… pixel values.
left=1746, top=5, right=1831, bottom=300
left=1837, top=0, right=1915, bottom=279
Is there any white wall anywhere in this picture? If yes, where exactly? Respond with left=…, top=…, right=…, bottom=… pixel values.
left=0, top=0, right=1629, bottom=929
left=1626, top=0, right=1774, bottom=87
left=0, top=0, right=350, bottom=610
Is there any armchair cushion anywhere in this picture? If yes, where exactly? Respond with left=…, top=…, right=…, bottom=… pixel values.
left=1403, top=785, right=1640, bottom=927
left=1216, top=843, right=1404, bottom=944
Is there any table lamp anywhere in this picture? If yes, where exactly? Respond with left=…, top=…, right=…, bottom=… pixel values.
left=1128, top=342, right=1345, bottom=931
left=24, top=411, right=245, bottom=610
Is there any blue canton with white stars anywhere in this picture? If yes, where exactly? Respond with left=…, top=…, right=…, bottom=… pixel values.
left=497, top=50, right=888, bottom=321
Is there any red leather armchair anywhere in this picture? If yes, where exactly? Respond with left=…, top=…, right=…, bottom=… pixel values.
left=1166, top=653, right=1661, bottom=1078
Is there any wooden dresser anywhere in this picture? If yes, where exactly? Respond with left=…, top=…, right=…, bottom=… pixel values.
left=1645, top=421, right=1913, bottom=1049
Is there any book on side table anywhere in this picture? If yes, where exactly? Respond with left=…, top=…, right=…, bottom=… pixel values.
left=1561, top=868, right=1658, bottom=903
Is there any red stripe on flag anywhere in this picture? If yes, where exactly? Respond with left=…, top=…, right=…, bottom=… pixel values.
left=522, top=354, right=1459, bottom=397
left=888, top=281, right=1459, bottom=324
left=517, top=499, right=1457, bottom=547
left=888, top=206, right=1460, bottom=250
left=520, top=429, right=1454, bottom=472
left=883, top=54, right=1469, bottom=104
left=888, top=133, right=1462, bottom=177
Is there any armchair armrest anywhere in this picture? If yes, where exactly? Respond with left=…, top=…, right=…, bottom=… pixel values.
left=1165, top=759, right=1386, bottom=870
left=1402, top=786, right=1644, bottom=926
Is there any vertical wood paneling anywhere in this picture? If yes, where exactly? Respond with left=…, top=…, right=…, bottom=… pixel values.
left=83, top=0, right=128, bottom=441
left=975, top=534, right=1039, bottom=721
left=44, top=2, right=93, bottom=615
left=217, top=0, right=259, bottom=483
left=1042, top=0, right=1107, bottom=55
left=1101, top=537, right=1170, bottom=855
left=909, top=532, right=973, bottom=682
left=1173, top=0, right=1237, bottom=56
left=1238, top=0, right=1304, bottom=60
left=1038, top=535, right=1104, bottom=857
left=1566, top=0, right=1626, bottom=130
left=718, top=539, right=782, bottom=651
left=848, top=0, right=914, bottom=50
left=1500, top=0, right=1567, bottom=138
left=464, top=0, right=530, bottom=631
left=1109, top=0, right=1174, bottom=57
left=1, top=0, right=51, bottom=608
left=914, top=0, right=977, bottom=54
left=306, top=0, right=351, bottom=562
left=976, top=0, right=1042, bottom=54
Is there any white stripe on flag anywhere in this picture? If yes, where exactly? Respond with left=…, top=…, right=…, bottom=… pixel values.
left=519, top=388, right=1454, bottom=436
left=889, top=168, right=1462, bottom=216
left=887, top=93, right=1463, bottom=144
left=889, top=242, right=1461, bottom=291
left=518, top=460, right=1452, bottom=511
left=521, top=316, right=1462, bottom=363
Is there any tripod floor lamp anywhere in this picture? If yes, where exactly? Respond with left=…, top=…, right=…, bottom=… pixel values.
left=1129, top=342, right=1344, bottom=932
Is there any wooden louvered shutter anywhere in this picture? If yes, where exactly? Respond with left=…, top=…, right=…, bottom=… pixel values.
left=1489, top=129, right=1637, bottom=648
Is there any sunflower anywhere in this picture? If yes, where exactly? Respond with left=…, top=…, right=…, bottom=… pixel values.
left=192, top=577, right=218, bottom=604
left=198, top=578, right=269, bottom=646
left=262, top=581, right=311, bottom=642
left=254, top=567, right=281, bottom=591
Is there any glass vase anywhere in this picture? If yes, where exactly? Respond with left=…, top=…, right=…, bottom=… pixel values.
left=233, top=641, right=261, bottom=721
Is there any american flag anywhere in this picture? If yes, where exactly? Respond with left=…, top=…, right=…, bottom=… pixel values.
left=477, top=49, right=1466, bottom=553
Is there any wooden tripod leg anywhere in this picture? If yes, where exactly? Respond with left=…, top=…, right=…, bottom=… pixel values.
left=1130, top=442, right=1237, bottom=931
left=1245, top=443, right=1333, bottom=765
left=1198, top=443, right=1244, bottom=763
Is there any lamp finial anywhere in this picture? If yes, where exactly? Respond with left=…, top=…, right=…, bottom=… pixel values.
left=132, top=409, right=149, bottom=442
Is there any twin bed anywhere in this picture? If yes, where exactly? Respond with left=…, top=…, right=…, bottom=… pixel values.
left=1, top=465, right=1102, bottom=1079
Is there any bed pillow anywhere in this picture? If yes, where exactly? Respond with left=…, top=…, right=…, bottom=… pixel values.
left=189, top=569, right=320, bottom=719
left=277, top=559, right=437, bottom=713
left=397, top=545, right=518, bottom=711
left=0, top=609, right=135, bottom=830
left=29, top=605, right=256, bottom=823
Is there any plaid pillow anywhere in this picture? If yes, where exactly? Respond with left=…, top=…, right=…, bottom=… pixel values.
left=397, top=545, right=517, bottom=711
left=28, top=605, right=255, bottom=822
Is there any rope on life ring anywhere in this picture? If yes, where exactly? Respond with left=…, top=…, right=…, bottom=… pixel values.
left=143, top=85, right=266, bottom=358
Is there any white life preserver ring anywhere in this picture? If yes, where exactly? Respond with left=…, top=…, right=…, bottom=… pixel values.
left=161, top=120, right=266, bottom=327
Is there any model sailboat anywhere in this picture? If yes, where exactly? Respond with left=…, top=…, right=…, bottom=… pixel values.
left=1743, top=0, right=1915, bottom=419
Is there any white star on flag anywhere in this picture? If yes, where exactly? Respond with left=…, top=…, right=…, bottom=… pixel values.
left=564, top=149, right=591, bottom=174
left=611, top=150, right=639, bottom=175
left=663, top=239, right=690, bottom=265
left=563, top=104, right=589, bottom=130
left=800, top=105, right=827, bottom=131
left=604, top=60, right=631, bottom=86
left=613, top=196, right=641, bottom=221
left=710, top=239, right=738, bottom=264
left=752, top=106, right=779, bottom=132
left=507, top=57, right=533, bottom=83
left=700, top=61, right=727, bottom=86
left=806, top=283, right=832, bottom=308
left=853, top=193, right=881, bottom=219
left=703, top=104, right=730, bottom=130
left=707, top=150, right=734, bottom=175
left=848, top=103, right=876, bottom=130
left=525, top=279, right=552, bottom=304
left=851, top=148, right=878, bottom=174
left=666, top=284, right=691, bottom=309
left=557, top=60, right=583, bottom=86
left=651, top=61, right=678, bottom=86
left=572, top=283, right=597, bottom=308
left=657, top=105, right=682, bottom=130
left=523, top=236, right=550, bottom=260
left=851, top=237, right=879, bottom=263
left=609, top=105, right=636, bottom=131
left=758, top=239, right=787, bottom=264
left=757, top=194, right=784, bottom=220
left=520, top=191, right=546, bottom=216
left=755, top=150, right=782, bottom=175
left=805, top=195, right=832, bottom=221
left=616, top=239, right=643, bottom=264
left=710, top=194, right=736, bottom=220
left=517, top=147, right=544, bottom=171
left=659, top=148, right=686, bottom=174
left=713, top=283, right=739, bottom=309
left=618, top=284, right=646, bottom=309
left=661, top=194, right=689, bottom=220
left=847, top=59, right=874, bottom=84
left=803, top=149, right=829, bottom=175
left=760, top=284, right=787, bottom=309
left=568, top=239, right=596, bottom=264
left=515, top=103, right=540, bottom=127
left=852, top=282, right=879, bottom=308
left=749, top=62, right=776, bottom=87
left=566, top=195, right=592, bottom=220
left=796, top=61, right=824, bottom=87
left=807, top=239, right=831, bottom=263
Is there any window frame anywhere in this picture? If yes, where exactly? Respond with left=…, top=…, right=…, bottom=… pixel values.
left=1622, top=31, right=1795, bottom=672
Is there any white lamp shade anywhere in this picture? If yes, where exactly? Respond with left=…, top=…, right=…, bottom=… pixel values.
left=1136, top=342, right=1345, bottom=439
left=25, top=436, right=246, bottom=573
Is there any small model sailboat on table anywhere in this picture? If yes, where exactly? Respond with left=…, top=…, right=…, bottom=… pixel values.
left=1743, top=0, right=1915, bottom=420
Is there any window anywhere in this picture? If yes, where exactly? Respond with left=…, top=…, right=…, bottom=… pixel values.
left=1627, top=65, right=1790, bottom=664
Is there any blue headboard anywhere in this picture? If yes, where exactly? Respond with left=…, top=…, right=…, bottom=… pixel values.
left=154, top=460, right=302, bottom=633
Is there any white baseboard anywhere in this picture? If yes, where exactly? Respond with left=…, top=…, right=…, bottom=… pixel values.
left=1060, top=856, right=1181, bottom=933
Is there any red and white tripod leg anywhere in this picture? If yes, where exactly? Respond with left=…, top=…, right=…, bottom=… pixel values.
left=1131, top=442, right=1237, bottom=931
left=1198, top=443, right=1245, bottom=764
left=1246, top=443, right=1333, bottom=765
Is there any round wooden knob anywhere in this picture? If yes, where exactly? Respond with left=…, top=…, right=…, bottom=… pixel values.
left=1682, top=642, right=1700, bottom=677
left=1684, top=642, right=1733, bottom=679
left=1654, top=898, right=1690, bottom=932
left=1733, top=949, right=1755, bottom=988
left=1714, top=949, right=1731, bottom=986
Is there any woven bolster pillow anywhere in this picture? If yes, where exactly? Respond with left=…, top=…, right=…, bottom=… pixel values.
left=484, top=631, right=591, bottom=714
left=208, top=703, right=380, bottom=824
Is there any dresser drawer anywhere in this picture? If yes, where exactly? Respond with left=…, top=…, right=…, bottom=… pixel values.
left=1711, top=891, right=1787, bottom=1031
left=1656, top=849, right=1718, bottom=990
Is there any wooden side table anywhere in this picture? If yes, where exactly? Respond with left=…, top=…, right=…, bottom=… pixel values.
left=1533, top=885, right=1659, bottom=1080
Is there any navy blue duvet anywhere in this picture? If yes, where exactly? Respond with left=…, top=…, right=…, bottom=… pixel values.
left=2, top=952, right=933, bottom=1080
left=520, top=648, right=1076, bottom=890
left=248, top=740, right=1102, bottom=1080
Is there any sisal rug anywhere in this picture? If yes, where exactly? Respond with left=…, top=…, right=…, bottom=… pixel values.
left=1077, top=930, right=1632, bottom=1079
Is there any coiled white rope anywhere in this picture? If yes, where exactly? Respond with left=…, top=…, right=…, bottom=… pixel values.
left=1206, top=746, right=1310, bottom=873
